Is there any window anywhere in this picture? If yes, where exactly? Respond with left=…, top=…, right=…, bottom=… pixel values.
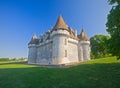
left=65, top=50, right=67, bottom=57
left=65, top=39, right=67, bottom=45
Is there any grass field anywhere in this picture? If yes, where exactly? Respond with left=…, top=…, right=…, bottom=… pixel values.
left=0, top=57, right=120, bottom=88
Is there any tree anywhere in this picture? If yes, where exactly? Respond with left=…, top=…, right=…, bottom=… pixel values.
left=0, top=58, right=9, bottom=61
left=11, top=58, right=16, bottom=61
left=90, top=35, right=110, bottom=59
left=106, top=0, right=120, bottom=59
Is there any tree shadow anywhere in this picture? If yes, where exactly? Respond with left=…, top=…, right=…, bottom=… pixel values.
left=0, top=61, right=28, bottom=65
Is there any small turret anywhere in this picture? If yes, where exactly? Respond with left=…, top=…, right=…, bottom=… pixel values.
left=28, top=34, right=38, bottom=64
left=78, top=28, right=90, bottom=61
left=78, top=29, right=89, bottom=41
left=32, top=33, right=37, bottom=39
left=28, top=34, right=39, bottom=45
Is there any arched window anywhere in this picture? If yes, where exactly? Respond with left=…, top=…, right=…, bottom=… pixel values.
left=65, top=50, right=67, bottom=57
left=65, top=39, right=67, bottom=45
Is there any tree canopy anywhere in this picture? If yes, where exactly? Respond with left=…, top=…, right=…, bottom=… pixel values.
left=106, top=0, right=120, bottom=59
left=90, top=34, right=110, bottom=59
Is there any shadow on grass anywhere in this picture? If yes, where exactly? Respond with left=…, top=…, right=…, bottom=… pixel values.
left=0, top=62, right=120, bottom=88
left=0, top=61, right=28, bottom=65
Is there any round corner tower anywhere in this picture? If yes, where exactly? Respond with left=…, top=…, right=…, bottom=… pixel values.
left=78, top=29, right=90, bottom=61
left=51, top=15, right=70, bottom=64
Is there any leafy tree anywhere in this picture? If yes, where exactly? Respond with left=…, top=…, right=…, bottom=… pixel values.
left=18, top=58, right=27, bottom=61
left=11, top=58, right=16, bottom=61
left=106, top=0, right=120, bottom=59
left=0, top=58, right=9, bottom=61
left=90, top=35, right=110, bottom=59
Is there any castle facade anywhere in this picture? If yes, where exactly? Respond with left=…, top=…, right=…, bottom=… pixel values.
left=28, top=16, right=90, bottom=65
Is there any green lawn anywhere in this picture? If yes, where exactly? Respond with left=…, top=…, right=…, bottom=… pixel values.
left=0, top=57, right=120, bottom=88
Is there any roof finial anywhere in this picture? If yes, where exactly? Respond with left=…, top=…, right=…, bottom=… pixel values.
left=32, top=33, right=37, bottom=40
left=81, top=25, right=84, bottom=32
left=82, top=25, right=83, bottom=28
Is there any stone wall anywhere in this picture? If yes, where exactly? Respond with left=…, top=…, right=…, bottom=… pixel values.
left=51, top=30, right=70, bottom=64
left=28, top=44, right=37, bottom=64
left=68, top=38, right=79, bottom=63
left=80, top=41, right=90, bottom=61
left=36, top=42, right=53, bottom=65
left=78, top=45, right=83, bottom=61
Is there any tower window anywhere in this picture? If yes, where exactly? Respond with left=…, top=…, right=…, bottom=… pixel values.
left=65, top=39, right=67, bottom=45
left=65, top=50, right=67, bottom=57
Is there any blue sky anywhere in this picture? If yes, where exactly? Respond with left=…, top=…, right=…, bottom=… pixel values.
left=0, top=0, right=111, bottom=58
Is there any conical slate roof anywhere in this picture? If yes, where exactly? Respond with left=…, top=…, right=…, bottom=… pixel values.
left=53, top=15, right=68, bottom=30
left=28, top=34, right=39, bottom=44
left=78, top=29, right=89, bottom=41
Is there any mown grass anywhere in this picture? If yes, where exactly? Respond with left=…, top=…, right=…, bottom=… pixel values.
left=0, top=57, right=120, bottom=88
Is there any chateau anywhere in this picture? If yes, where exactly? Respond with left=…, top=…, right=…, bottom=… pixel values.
left=28, top=16, right=90, bottom=65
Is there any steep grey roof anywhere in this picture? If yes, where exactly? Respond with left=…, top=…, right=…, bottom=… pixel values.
left=28, top=39, right=39, bottom=44
left=78, top=29, right=89, bottom=41
left=28, top=34, right=39, bottom=44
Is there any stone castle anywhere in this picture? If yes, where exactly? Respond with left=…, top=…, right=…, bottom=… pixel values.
left=28, top=15, right=90, bottom=65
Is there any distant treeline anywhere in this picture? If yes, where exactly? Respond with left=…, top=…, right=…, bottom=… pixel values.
left=0, top=58, right=9, bottom=61
left=0, top=58, right=27, bottom=61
